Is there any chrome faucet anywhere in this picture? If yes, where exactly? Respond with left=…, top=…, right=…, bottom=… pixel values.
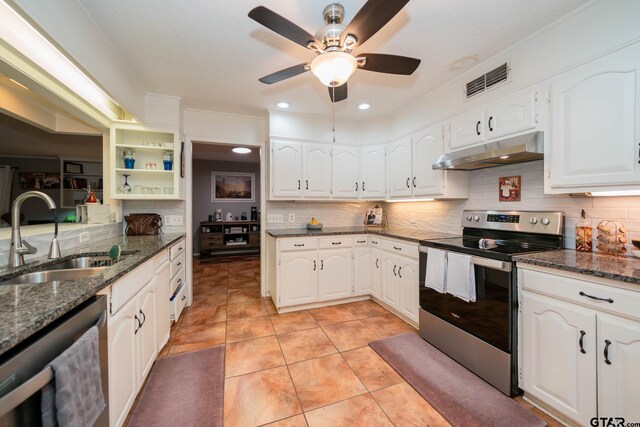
left=9, top=191, right=61, bottom=268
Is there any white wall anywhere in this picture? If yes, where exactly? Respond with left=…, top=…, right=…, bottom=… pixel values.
left=269, top=110, right=361, bottom=145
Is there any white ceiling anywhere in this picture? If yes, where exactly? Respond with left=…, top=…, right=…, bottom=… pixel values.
left=192, top=143, right=260, bottom=163
left=76, top=0, right=588, bottom=121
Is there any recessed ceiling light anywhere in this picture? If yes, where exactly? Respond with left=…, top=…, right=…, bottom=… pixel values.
left=500, top=155, right=510, bottom=160
left=276, top=101, right=290, bottom=109
left=232, top=147, right=252, bottom=154
left=8, top=78, right=29, bottom=90
left=357, top=102, right=372, bottom=110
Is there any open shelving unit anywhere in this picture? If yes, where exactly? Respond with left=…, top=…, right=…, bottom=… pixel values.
left=59, top=159, right=103, bottom=209
left=110, top=124, right=184, bottom=200
left=199, top=220, right=260, bottom=258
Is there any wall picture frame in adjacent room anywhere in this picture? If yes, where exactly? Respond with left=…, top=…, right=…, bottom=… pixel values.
left=212, top=171, right=255, bottom=202
left=499, top=175, right=521, bottom=202
left=64, top=162, right=83, bottom=174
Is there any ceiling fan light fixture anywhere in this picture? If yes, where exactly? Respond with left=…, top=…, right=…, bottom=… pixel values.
left=310, top=51, right=357, bottom=87
left=232, top=147, right=252, bottom=154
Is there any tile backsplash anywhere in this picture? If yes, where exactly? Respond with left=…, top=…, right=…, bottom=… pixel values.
left=122, top=200, right=187, bottom=234
left=265, top=201, right=377, bottom=229
left=384, top=160, right=640, bottom=254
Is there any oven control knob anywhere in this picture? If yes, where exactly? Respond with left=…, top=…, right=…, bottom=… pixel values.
left=466, top=215, right=473, bottom=221
left=473, top=215, right=480, bottom=222
left=541, top=217, right=551, bottom=225
left=529, top=217, right=538, bottom=224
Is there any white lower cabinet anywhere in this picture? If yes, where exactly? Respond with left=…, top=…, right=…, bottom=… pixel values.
left=522, top=291, right=597, bottom=426
left=354, top=247, right=373, bottom=296
left=108, top=279, right=157, bottom=427
left=398, top=256, right=419, bottom=321
left=381, top=254, right=399, bottom=308
left=519, top=267, right=640, bottom=425
left=153, top=254, right=171, bottom=352
left=318, top=248, right=352, bottom=300
left=279, top=251, right=318, bottom=307
left=370, top=248, right=381, bottom=299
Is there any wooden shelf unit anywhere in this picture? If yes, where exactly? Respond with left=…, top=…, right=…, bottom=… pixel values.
left=199, top=220, right=260, bottom=258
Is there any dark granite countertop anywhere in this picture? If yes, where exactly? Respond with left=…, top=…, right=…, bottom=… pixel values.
left=515, top=250, right=640, bottom=286
left=0, top=233, right=185, bottom=357
left=267, top=226, right=459, bottom=244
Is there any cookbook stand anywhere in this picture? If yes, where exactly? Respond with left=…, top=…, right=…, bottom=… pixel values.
left=363, top=212, right=388, bottom=229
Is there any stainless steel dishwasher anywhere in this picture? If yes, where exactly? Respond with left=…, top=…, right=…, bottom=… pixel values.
left=0, top=295, right=109, bottom=426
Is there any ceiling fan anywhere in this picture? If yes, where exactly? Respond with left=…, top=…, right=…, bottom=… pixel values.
left=249, top=1, right=421, bottom=103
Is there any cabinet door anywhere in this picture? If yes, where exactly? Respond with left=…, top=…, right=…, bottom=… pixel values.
left=271, top=140, right=303, bottom=197
left=449, top=109, right=485, bottom=150
left=381, top=254, right=399, bottom=308
left=137, top=282, right=157, bottom=382
left=353, top=247, right=372, bottom=296
left=108, top=297, right=138, bottom=427
left=154, top=263, right=171, bottom=351
left=549, top=45, right=640, bottom=189
left=318, top=248, right=353, bottom=301
left=360, top=145, right=386, bottom=198
left=521, top=292, right=597, bottom=426
left=332, top=146, right=359, bottom=198
left=485, top=89, right=537, bottom=140
left=412, top=125, right=445, bottom=197
left=387, top=138, right=412, bottom=197
left=279, top=251, right=318, bottom=306
left=398, top=256, right=419, bottom=323
left=304, top=143, right=332, bottom=198
left=370, top=248, right=381, bottom=298
left=597, top=314, right=640, bottom=422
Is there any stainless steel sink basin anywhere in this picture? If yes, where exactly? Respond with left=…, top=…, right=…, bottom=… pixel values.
left=0, top=255, right=125, bottom=285
left=4, top=267, right=107, bottom=284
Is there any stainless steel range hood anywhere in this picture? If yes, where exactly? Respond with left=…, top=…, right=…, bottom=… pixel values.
left=432, top=131, right=544, bottom=171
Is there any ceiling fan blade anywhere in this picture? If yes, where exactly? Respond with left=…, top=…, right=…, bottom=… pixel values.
left=358, top=53, right=421, bottom=75
left=340, top=0, right=410, bottom=48
left=259, top=63, right=309, bottom=84
left=328, top=83, right=348, bottom=102
left=249, top=6, right=318, bottom=49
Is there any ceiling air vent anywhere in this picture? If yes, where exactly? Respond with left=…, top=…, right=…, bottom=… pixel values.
left=465, top=62, right=509, bottom=98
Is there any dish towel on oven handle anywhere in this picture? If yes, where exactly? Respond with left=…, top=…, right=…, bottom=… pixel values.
left=446, top=252, right=476, bottom=302
left=425, top=248, right=447, bottom=293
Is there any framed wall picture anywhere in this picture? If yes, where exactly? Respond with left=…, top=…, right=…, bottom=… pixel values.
left=64, top=162, right=83, bottom=174
left=212, top=172, right=255, bottom=202
left=499, top=175, right=521, bottom=202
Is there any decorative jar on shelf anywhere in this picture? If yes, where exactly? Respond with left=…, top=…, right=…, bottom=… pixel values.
left=575, top=209, right=592, bottom=252
left=163, top=151, right=173, bottom=171
left=123, top=150, right=136, bottom=169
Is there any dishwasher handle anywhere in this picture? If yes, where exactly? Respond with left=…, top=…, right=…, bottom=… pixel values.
left=0, top=309, right=106, bottom=417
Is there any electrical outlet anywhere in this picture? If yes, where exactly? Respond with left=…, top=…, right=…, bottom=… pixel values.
left=79, top=232, right=90, bottom=243
left=411, top=214, right=416, bottom=223
left=288, top=213, right=295, bottom=223
left=164, top=215, right=184, bottom=226
left=267, top=214, right=283, bottom=223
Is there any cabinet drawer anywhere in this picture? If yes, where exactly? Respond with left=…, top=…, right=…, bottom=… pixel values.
left=353, top=236, right=368, bottom=247
left=111, top=261, right=154, bottom=315
left=279, top=238, right=318, bottom=252
left=520, top=268, right=640, bottom=321
left=152, top=249, right=169, bottom=271
left=318, top=236, right=353, bottom=249
left=201, top=235, right=222, bottom=244
left=170, top=267, right=185, bottom=295
left=171, top=281, right=187, bottom=321
left=370, top=236, right=383, bottom=247
left=380, top=239, right=418, bottom=259
left=170, top=252, right=185, bottom=279
left=170, top=239, right=185, bottom=260
left=201, top=238, right=223, bottom=249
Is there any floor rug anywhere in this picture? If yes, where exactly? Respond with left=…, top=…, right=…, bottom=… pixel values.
left=127, top=346, right=225, bottom=427
left=369, top=333, right=545, bottom=427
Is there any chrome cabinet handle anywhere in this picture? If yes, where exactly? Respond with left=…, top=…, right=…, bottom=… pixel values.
left=579, top=291, right=613, bottom=303
left=579, top=330, right=586, bottom=354
left=604, top=340, right=612, bottom=365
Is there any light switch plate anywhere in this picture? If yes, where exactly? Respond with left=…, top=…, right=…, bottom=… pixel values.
left=288, top=213, right=295, bottom=223
left=164, top=215, right=184, bottom=226
left=267, top=214, right=283, bottom=223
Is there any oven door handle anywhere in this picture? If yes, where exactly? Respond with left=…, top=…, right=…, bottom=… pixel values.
left=419, top=246, right=512, bottom=272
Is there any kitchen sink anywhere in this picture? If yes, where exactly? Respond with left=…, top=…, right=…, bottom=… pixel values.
left=0, top=254, right=127, bottom=285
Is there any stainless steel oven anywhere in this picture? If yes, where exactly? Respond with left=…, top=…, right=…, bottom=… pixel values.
left=418, top=210, right=563, bottom=396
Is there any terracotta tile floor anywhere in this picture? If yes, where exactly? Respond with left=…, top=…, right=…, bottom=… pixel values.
left=158, top=258, right=561, bottom=427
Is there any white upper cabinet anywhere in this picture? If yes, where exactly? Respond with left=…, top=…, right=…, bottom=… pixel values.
left=548, top=43, right=640, bottom=190
left=412, top=125, right=445, bottom=197
left=449, top=109, right=485, bottom=150
left=485, top=89, right=538, bottom=140
left=304, top=143, right=332, bottom=198
left=332, top=145, right=359, bottom=198
left=271, top=140, right=303, bottom=198
left=387, top=137, right=413, bottom=197
left=360, top=145, right=386, bottom=199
